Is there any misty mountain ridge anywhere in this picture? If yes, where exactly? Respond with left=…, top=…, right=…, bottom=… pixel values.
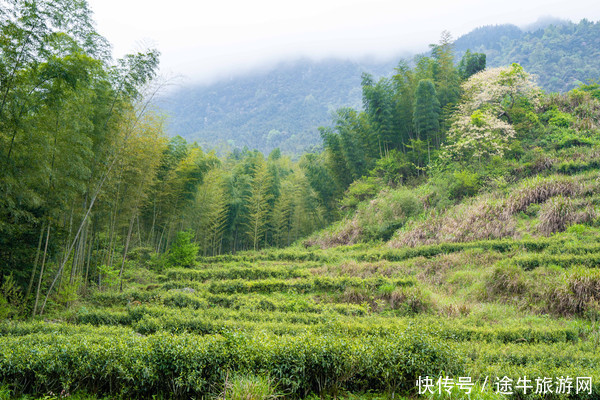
left=158, top=18, right=600, bottom=155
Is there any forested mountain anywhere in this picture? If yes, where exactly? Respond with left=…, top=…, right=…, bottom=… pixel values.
left=454, top=19, right=600, bottom=92
left=160, top=19, right=600, bottom=155
left=158, top=58, right=399, bottom=155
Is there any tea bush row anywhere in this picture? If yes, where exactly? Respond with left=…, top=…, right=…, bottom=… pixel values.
left=0, top=330, right=460, bottom=399
left=354, top=237, right=562, bottom=262
left=75, top=305, right=361, bottom=333
left=206, top=276, right=415, bottom=295
left=164, top=265, right=310, bottom=282
left=513, top=253, right=600, bottom=270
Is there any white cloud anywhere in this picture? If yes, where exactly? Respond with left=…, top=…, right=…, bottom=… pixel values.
left=87, top=0, right=600, bottom=83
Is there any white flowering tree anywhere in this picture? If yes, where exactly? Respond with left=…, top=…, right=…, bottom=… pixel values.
left=441, top=63, right=540, bottom=165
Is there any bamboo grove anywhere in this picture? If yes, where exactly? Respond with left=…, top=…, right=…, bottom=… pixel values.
left=314, top=33, right=487, bottom=200
left=0, top=0, right=326, bottom=316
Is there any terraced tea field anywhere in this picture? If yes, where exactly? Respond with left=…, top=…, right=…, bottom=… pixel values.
left=2, top=232, right=600, bottom=399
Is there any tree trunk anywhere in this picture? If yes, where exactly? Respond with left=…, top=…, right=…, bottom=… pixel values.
left=84, top=227, right=94, bottom=293
left=24, top=221, right=45, bottom=311
left=119, top=213, right=136, bottom=292
left=33, top=223, right=51, bottom=317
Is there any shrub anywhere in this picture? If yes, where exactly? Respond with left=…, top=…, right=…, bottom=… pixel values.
left=388, top=287, right=433, bottom=314
left=164, top=231, right=199, bottom=268
left=370, top=149, right=417, bottom=187
left=0, top=330, right=461, bottom=398
left=505, top=176, right=580, bottom=215
left=538, top=196, right=596, bottom=235
left=219, top=374, right=279, bottom=400
left=543, top=108, right=574, bottom=128
left=449, top=170, right=480, bottom=201
left=126, top=246, right=156, bottom=267
left=485, top=264, right=528, bottom=299
left=0, top=275, right=22, bottom=319
left=356, top=188, right=423, bottom=242
left=305, top=187, right=424, bottom=247
left=391, top=195, right=515, bottom=248
left=339, top=177, right=381, bottom=211
left=538, top=196, right=574, bottom=235
left=547, top=267, right=600, bottom=317
left=163, top=292, right=208, bottom=310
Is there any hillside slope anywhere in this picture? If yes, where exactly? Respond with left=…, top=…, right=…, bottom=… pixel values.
left=2, top=222, right=600, bottom=398
left=2, top=67, right=600, bottom=400
left=306, top=66, right=600, bottom=249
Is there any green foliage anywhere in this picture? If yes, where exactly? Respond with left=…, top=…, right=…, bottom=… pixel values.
left=485, top=264, right=527, bottom=298
left=159, top=58, right=396, bottom=155
left=245, top=157, right=274, bottom=250
left=579, top=82, right=600, bottom=101
left=413, top=80, right=441, bottom=143
left=4, top=7, right=600, bottom=400
left=429, top=169, right=481, bottom=206
left=6, top=227, right=600, bottom=398
left=455, top=20, right=600, bottom=92
left=317, top=32, right=465, bottom=198
left=157, top=20, right=600, bottom=158
left=0, top=329, right=460, bottom=398
left=0, top=275, right=22, bottom=320
left=356, top=189, right=424, bottom=242
left=441, top=64, right=538, bottom=166
left=219, top=374, right=279, bottom=400
left=164, top=231, right=199, bottom=269
left=543, top=107, right=575, bottom=128
left=449, top=170, right=480, bottom=201
left=369, top=150, right=417, bottom=187
left=340, top=177, right=381, bottom=211
left=97, top=265, right=120, bottom=291
left=457, top=50, right=486, bottom=80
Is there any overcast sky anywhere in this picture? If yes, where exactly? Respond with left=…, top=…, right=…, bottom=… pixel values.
left=87, top=0, right=600, bottom=84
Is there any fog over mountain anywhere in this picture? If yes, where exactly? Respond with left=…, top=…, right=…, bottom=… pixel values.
left=87, top=0, right=600, bottom=84
left=156, top=18, right=600, bottom=154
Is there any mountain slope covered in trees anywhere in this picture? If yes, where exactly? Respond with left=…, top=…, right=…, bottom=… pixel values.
left=454, top=19, right=600, bottom=92
left=160, top=19, right=600, bottom=155
left=158, top=58, right=399, bottom=154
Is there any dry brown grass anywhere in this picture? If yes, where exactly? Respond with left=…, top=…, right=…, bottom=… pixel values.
left=338, top=260, right=393, bottom=278
left=390, top=195, right=516, bottom=248
left=411, top=250, right=504, bottom=287
left=538, top=196, right=574, bottom=235
left=303, top=218, right=362, bottom=249
left=438, top=303, right=471, bottom=317
left=538, top=197, right=596, bottom=236
left=335, top=284, right=433, bottom=314
left=389, top=175, right=590, bottom=248
left=505, top=177, right=581, bottom=215
left=485, top=264, right=528, bottom=300
left=340, top=286, right=369, bottom=304
left=309, top=260, right=396, bottom=278
left=547, top=268, right=600, bottom=317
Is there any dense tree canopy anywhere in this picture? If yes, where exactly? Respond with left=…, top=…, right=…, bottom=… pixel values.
left=316, top=34, right=484, bottom=195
